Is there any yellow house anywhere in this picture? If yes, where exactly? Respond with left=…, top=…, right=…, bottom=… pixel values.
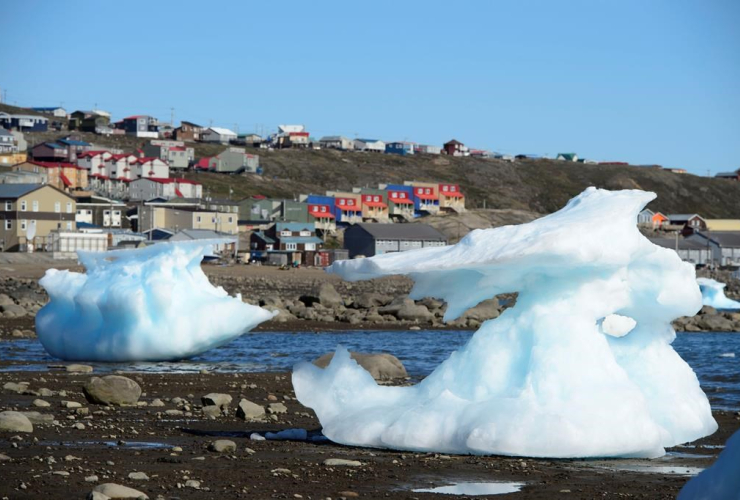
left=13, top=161, right=89, bottom=191
left=705, top=219, right=740, bottom=232
left=0, top=184, right=76, bottom=251
left=138, top=205, right=238, bottom=235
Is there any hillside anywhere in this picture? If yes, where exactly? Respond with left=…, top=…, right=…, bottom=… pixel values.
left=14, top=129, right=740, bottom=217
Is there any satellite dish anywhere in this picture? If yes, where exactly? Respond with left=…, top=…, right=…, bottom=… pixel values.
left=26, top=220, right=37, bottom=240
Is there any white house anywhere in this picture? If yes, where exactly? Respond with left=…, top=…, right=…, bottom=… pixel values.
left=134, top=157, right=170, bottom=179
left=319, top=136, right=354, bottom=150
left=129, top=178, right=202, bottom=201
left=416, top=144, right=442, bottom=155
left=76, top=150, right=112, bottom=172
left=354, top=138, right=385, bottom=152
left=201, top=127, right=237, bottom=144
left=32, top=107, right=68, bottom=118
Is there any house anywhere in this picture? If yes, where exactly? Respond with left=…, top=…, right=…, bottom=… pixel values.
left=237, top=133, right=263, bottom=147
left=134, top=157, right=170, bottom=179
left=307, top=203, right=336, bottom=233
left=0, top=112, right=48, bottom=132
left=343, top=223, right=447, bottom=258
left=201, top=127, right=237, bottom=144
left=325, top=191, right=363, bottom=224
left=385, top=187, right=415, bottom=221
left=129, top=178, right=202, bottom=201
left=205, top=148, right=260, bottom=174
left=120, top=115, right=159, bottom=138
left=204, top=198, right=240, bottom=214
left=0, top=184, right=77, bottom=251
left=705, top=220, right=740, bottom=232
left=56, top=137, right=92, bottom=161
left=686, top=231, right=740, bottom=266
left=385, top=141, right=414, bottom=156
left=354, top=139, right=385, bottom=153
left=68, top=110, right=110, bottom=133
left=74, top=194, right=128, bottom=229
left=319, top=136, right=354, bottom=150
left=438, top=183, right=465, bottom=212
left=715, top=169, right=740, bottom=181
left=251, top=222, right=323, bottom=266
left=13, top=161, right=89, bottom=191
left=355, top=189, right=389, bottom=222
left=280, top=131, right=310, bottom=148
left=0, top=171, right=46, bottom=185
left=404, top=181, right=440, bottom=214
left=557, top=153, right=578, bottom=162
left=10, top=130, right=26, bottom=152
left=240, top=198, right=309, bottom=223
left=277, top=125, right=306, bottom=135
left=142, top=140, right=194, bottom=170
left=416, top=144, right=442, bottom=155
left=77, top=150, right=113, bottom=173
left=167, top=229, right=236, bottom=256
left=665, top=168, right=687, bottom=174
left=637, top=209, right=668, bottom=228
left=443, top=139, right=469, bottom=157
left=470, top=149, right=493, bottom=158
left=173, top=121, right=203, bottom=142
left=31, top=142, right=69, bottom=162
left=32, top=107, right=67, bottom=118
left=648, top=237, right=713, bottom=266
left=138, top=205, right=237, bottom=235
left=668, top=214, right=707, bottom=234
left=0, top=128, right=16, bottom=153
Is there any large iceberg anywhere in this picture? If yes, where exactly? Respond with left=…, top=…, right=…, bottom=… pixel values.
left=293, top=188, right=717, bottom=458
left=36, top=241, right=275, bottom=362
left=697, top=277, right=740, bottom=310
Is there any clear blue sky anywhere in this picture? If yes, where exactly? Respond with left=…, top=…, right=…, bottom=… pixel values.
left=3, top=0, right=739, bottom=175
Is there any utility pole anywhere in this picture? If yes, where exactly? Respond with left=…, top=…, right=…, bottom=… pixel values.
left=170, top=107, right=175, bottom=126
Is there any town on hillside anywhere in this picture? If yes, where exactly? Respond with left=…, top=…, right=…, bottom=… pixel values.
left=0, top=106, right=739, bottom=269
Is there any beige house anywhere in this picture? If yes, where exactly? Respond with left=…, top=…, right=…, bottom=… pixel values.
left=0, top=184, right=76, bottom=251
left=138, top=205, right=238, bottom=235
left=13, top=161, right=89, bottom=191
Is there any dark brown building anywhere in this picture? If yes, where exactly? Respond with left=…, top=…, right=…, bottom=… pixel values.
left=173, top=121, right=203, bottom=142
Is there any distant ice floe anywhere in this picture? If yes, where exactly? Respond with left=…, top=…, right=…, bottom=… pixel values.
left=293, top=188, right=717, bottom=458
left=697, top=277, right=740, bottom=310
left=678, top=429, right=740, bottom=500
left=36, top=241, right=275, bottom=362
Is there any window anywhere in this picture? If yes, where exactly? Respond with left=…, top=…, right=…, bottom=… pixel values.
left=87, top=210, right=92, bottom=215
left=113, top=210, right=121, bottom=216
left=320, top=206, right=327, bottom=213
left=348, top=200, right=354, bottom=206
left=32, top=200, right=38, bottom=212
left=300, top=230, right=310, bottom=237
left=228, top=216, right=233, bottom=223
left=285, top=243, right=297, bottom=251
left=391, top=192, right=397, bottom=199
left=305, top=243, right=316, bottom=251
left=196, top=216, right=202, bottom=222
left=374, top=195, right=380, bottom=202
left=54, top=202, right=61, bottom=213
left=442, top=185, right=449, bottom=192
left=4, top=201, right=10, bottom=211
left=425, top=188, right=431, bottom=194
left=280, top=230, right=292, bottom=237
left=21, top=200, right=27, bottom=211
left=20, top=220, right=27, bottom=231
left=104, top=210, right=110, bottom=216
left=66, top=222, right=72, bottom=230
left=4, top=220, right=11, bottom=230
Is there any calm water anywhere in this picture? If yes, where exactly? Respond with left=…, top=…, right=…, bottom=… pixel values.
left=2, top=331, right=739, bottom=409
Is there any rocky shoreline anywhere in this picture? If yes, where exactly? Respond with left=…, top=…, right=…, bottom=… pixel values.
left=2, top=270, right=740, bottom=338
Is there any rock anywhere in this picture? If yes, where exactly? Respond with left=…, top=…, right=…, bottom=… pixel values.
left=53, top=470, right=70, bottom=476
left=164, top=409, right=183, bottom=416
left=149, top=398, right=165, bottom=407
left=201, top=393, right=232, bottom=410
left=0, top=411, right=33, bottom=433
left=83, top=376, right=142, bottom=406
left=63, top=400, right=82, bottom=408
left=185, top=480, right=201, bottom=489
left=697, top=314, right=735, bottom=332
left=460, top=298, right=500, bottom=322
left=0, top=293, right=14, bottom=306
left=699, top=305, right=718, bottom=315
left=319, top=283, right=343, bottom=308
left=127, top=472, right=149, bottom=481
left=74, top=422, right=86, bottom=430
left=0, top=453, right=11, bottom=461
left=39, top=388, right=53, bottom=397
left=85, top=475, right=99, bottom=482
left=267, top=306, right=297, bottom=323
left=313, top=352, right=408, bottom=381
left=88, top=491, right=110, bottom=500
left=0, top=303, right=27, bottom=317
left=236, top=399, right=266, bottom=420
left=66, top=364, right=94, bottom=373
left=92, top=483, right=149, bottom=499
left=33, top=399, right=50, bottom=407
left=324, top=458, right=363, bottom=466
left=20, top=411, right=54, bottom=425
left=209, top=439, right=236, bottom=453
left=354, top=293, right=392, bottom=309
left=260, top=295, right=284, bottom=308
left=3, top=381, right=29, bottom=393
left=338, top=491, right=360, bottom=498
left=268, top=402, right=288, bottom=414
left=396, top=302, right=433, bottom=322
left=202, top=406, right=221, bottom=419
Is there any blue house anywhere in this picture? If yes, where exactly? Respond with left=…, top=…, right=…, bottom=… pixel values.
left=384, top=184, right=419, bottom=212
left=306, top=194, right=338, bottom=218
left=385, top=141, right=414, bottom=156
left=0, top=112, right=49, bottom=132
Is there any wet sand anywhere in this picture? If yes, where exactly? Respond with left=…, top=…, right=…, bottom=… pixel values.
left=1, top=366, right=737, bottom=500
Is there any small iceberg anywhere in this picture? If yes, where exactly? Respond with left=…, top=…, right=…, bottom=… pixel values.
left=36, top=240, right=275, bottom=362
left=697, top=278, right=740, bottom=310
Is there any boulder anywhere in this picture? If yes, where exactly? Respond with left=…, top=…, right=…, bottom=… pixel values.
left=66, top=364, right=94, bottom=373
left=460, top=298, right=500, bottom=322
left=0, top=303, right=26, bottom=318
left=378, top=297, right=412, bottom=317
left=83, top=376, right=142, bottom=406
left=699, top=305, right=718, bottom=316
left=313, top=352, right=408, bottom=381
left=92, top=483, right=149, bottom=499
left=319, top=283, right=343, bottom=308
left=354, top=293, right=393, bottom=309
left=209, top=439, right=236, bottom=453
left=396, top=302, right=433, bottom=322
left=20, top=411, right=54, bottom=425
left=260, top=295, right=284, bottom=308
left=0, top=411, right=33, bottom=433
left=201, top=393, right=232, bottom=410
left=3, top=381, right=29, bottom=393
left=202, top=406, right=222, bottom=419
left=697, top=314, right=736, bottom=332
left=236, top=399, right=266, bottom=421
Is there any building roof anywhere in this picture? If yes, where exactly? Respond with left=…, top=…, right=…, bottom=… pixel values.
left=444, top=139, right=463, bottom=146
left=356, top=138, right=381, bottom=143
left=27, top=160, right=86, bottom=171
left=0, top=183, right=44, bottom=199
left=669, top=214, right=703, bottom=222
left=691, top=231, right=740, bottom=248
left=275, top=222, right=315, bottom=232
left=135, top=177, right=201, bottom=186
left=352, top=223, right=447, bottom=241
left=168, top=229, right=234, bottom=242
left=0, top=128, right=13, bottom=137
left=208, top=127, right=237, bottom=136
left=253, top=231, right=276, bottom=244
left=57, top=138, right=91, bottom=147
left=320, top=136, right=348, bottom=141
left=648, top=237, right=712, bottom=251
left=280, top=236, right=324, bottom=245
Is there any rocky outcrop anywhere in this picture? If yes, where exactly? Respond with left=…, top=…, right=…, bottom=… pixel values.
left=313, top=352, right=408, bottom=381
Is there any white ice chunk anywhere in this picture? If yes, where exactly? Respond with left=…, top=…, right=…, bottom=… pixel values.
left=293, top=188, right=717, bottom=458
left=601, top=314, right=637, bottom=338
left=36, top=240, right=276, bottom=362
left=697, top=277, right=740, bottom=310
left=678, top=429, right=740, bottom=500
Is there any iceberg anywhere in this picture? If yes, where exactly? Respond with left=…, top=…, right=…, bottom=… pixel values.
left=36, top=241, right=276, bottom=362
left=678, top=429, right=740, bottom=500
left=697, top=277, right=740, bottom=310
left=293, top=188, right=717, bottom=458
